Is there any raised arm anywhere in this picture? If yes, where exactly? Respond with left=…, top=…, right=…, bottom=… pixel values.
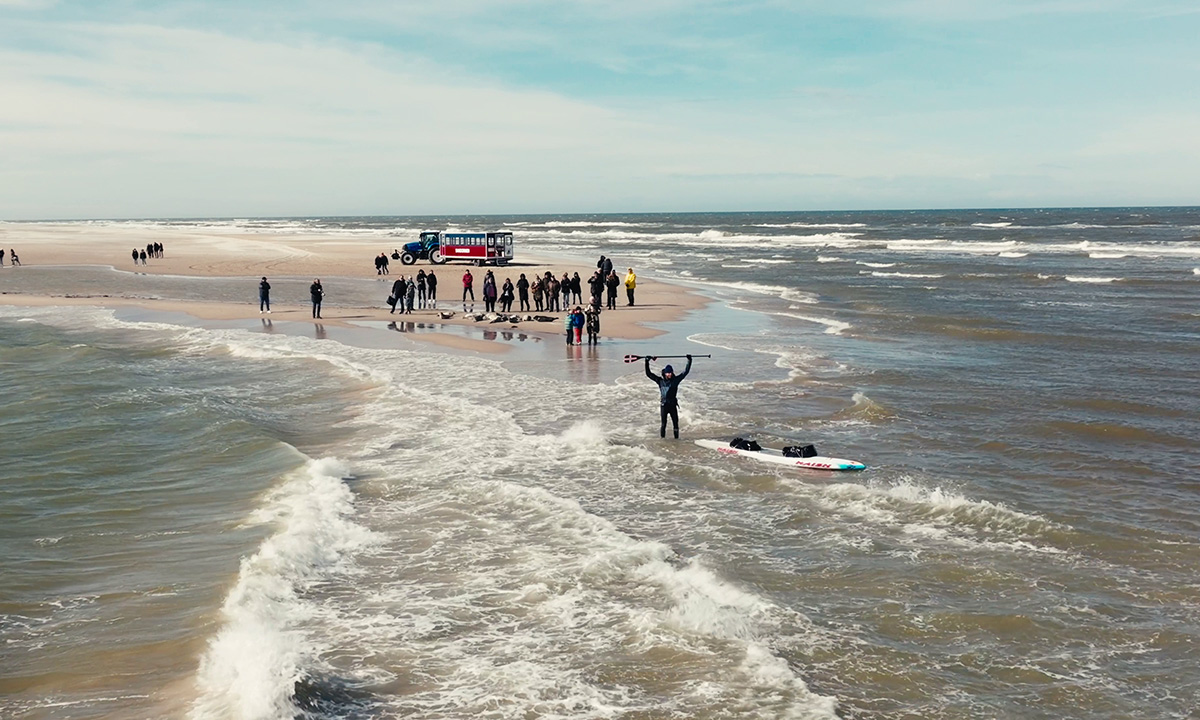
left=676, top=355, right=693, bottom=381
left=645, top=356, right=658, bottom=381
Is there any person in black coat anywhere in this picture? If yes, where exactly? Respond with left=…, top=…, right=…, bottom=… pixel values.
left=310, top=279, right=324, bottom=318
left=516, top=273, right=530, bottom=311
left=259, top=277, right=271, bottom=313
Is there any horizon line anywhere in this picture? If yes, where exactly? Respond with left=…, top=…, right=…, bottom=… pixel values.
left=4, top=204, right=1200, bottom=224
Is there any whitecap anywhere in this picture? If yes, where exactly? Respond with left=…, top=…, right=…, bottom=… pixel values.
left=871, top=271, right=945, bottom=279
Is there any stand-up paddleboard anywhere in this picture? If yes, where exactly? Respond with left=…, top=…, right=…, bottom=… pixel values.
left=695, top=438, right=866, bottom=471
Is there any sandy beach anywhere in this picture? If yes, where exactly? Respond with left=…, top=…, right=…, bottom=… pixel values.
left=0, top=222, right=708, bottom=352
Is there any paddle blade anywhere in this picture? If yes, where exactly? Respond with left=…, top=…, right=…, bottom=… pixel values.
left=623, top=354, right=640, bottom=363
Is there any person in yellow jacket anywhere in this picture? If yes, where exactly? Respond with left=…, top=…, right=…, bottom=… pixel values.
left=624, top=267, right=637, bottom=306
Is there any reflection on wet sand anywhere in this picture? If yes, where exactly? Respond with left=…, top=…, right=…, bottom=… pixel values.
left=381, top=320, right=541, bottom=345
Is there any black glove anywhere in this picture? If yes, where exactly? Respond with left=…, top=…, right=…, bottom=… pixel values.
left=686, top=354, right=692, bottom=360
left=651, top=356, right=657, bottom=361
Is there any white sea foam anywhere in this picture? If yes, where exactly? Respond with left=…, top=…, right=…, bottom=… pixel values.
left=998, top=252, right=1028, bottom=258
left=972, top=222, right=1012, bottom=228
left=698, top=279, right=819, bottom=304
left=816, top=256, right=842, bottom=263
left=1064, top=276, right=1121, bottom=283
left=190, top=455, right=376, bottom=720
left=801, top=477, right=1067, bottom=556
left=1089, top=253, right=1128, bottom=259
left=754, top=222, right=867, bottom=229
left=856, top=261, right=896, bottom=268
left=871, top=271, right=945, bottom=279
left=774, top=311, right=851, bottom=335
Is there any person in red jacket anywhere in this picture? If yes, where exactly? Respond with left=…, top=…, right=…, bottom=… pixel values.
left=462, top=269, right=475, bottom=308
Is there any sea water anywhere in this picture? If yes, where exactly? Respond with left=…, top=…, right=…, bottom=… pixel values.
left=2, top=208, right=1199, bottom=719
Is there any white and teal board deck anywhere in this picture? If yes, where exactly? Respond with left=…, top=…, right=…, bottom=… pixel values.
left=695, top=439, right=866, bottom=471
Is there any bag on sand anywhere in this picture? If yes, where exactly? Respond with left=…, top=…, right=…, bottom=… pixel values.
left=730, top=437, right=762, bottom=451
left=386, top=295, right=398, bottom=307
left=782, top=444, right=818, bottom=458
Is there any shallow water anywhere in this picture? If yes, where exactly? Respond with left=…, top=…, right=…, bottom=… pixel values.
left=2, top=208, right=1199, bottom=719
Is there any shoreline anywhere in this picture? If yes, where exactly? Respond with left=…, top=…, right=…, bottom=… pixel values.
left=0, top=222, right=710, bottom=354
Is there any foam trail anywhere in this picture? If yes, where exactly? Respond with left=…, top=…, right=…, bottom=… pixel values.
left=1065, top=276, right=1120, bottom=283
left=190, top=456, right=375, bottom=720
left=871, top=271, right=944, bottom=279
left=776, top=312, right=851, bottom=335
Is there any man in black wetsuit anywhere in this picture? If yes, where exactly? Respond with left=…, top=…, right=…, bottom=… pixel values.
left=645, top=354, right=692, bottom=439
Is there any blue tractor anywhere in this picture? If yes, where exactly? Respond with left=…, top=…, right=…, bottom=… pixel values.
left=398, top=232, right=446, bottom=265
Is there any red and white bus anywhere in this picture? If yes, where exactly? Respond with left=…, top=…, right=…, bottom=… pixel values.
left=403, top=231, right=514, bottom=265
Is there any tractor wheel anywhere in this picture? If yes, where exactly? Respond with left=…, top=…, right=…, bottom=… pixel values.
left=430, top=249, right=445, bottom=264
left=401, top=252, right=417, bottom=265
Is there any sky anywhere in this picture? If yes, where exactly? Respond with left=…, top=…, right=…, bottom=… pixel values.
left=1, top=0, right=1198, bottom=218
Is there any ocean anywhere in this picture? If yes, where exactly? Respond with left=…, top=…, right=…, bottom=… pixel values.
left=1, top=208, right=1198, bottom=719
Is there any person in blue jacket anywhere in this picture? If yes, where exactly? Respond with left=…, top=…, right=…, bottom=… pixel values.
left=645, top=354, right=692, bottom=439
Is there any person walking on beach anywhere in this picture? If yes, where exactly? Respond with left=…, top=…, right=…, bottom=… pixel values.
left=625, top=267, right=637, bottom=306
left=462, top=269, right=475, bottom=308
left=131, top=249, right=138, bottom=266
left=259, top=277, right=271, bottom=313
left=601, top=255, right=613, bottom=281
left=585, top=303, right=601, bottom=345
left=375, top=254, right=384, bottom=275
left=483, top=270, right=498, bottom=312
left=310, top=279, right=324, bottom=319
left=500, top=278, right=514, bottom=313
left=390, top=276, right=406, bottom=314
left=0, top=248, right=5, bottom=266
left=646, top=354, right=692, bottom=439
left=381, top=253, right=389, bottom=275
left=139, top=249, right=147, bottom=265
left=560, top=272, right=571, bottom=310
left=416, top=270, right=427, bottom=309
left=517, top=273, right=530, bottom=312
left=605, top=271, right=619, bottom=310
left=405, top=276, right=416, bottom=313
left=426, top=271, right=437, bottom=308
left=547, top=274, right=560, bottom=312
left=8, top=249, right=18, bottom=267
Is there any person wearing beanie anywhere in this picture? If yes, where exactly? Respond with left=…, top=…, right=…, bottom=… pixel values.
left=645, top=354, right=692, bottom=439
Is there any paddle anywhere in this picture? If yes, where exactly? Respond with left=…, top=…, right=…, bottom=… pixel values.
left=623, top=354, right=711, bottom=363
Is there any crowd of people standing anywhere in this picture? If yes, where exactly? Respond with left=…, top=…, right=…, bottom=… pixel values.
left=389, top=270, right=437, bottom=314
left=247, top=253, right=639, bottom=341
